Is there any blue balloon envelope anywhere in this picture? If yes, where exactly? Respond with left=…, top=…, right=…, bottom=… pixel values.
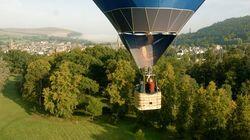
left=93, top=0, right=205, bottom=68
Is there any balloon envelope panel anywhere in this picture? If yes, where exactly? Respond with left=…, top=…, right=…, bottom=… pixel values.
left=93, top=0, right=205, bottom=12
left=93, top=0, right=205, bottom=34
left=105, top=8, right=194, bottom=33
left=120, top=34, right=176, bottom=68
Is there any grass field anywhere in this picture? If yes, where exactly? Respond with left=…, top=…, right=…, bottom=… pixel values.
left=0, top=76, right=162, bottom=140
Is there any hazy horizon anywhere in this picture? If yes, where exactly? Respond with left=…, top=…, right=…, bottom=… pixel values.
left=0, top=0, right=249, bottom=42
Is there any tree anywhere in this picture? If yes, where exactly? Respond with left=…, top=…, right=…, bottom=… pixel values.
left=188, top=50, right=219, bottom=86
left=79, top=77, right=99, bottom=95
left=54, top=48, right=103, bottom=75
left=84, top=46, right=116, bottom=62
left=0, top=59, right=10, bottom=91
left=56, top=48, right=105, bottom=87
left=188, top=47, right=249, bottom=98
left=59, top=60, right=100, bottom=102
left=240, top=80, right=250, bottom=97
left=105, top=60, right=136, bottom=116
left=227, top=95, right=250, bottom=140
left=158, top=63, right=178, bottom=128
left=191, top=82, right=233, bottom=139
left=3, top=50, right=36, bottom=74
left=176, top=75, right=197, bottom=137
left=43, top=61, right=81, bottom=118
left=106, top=84, right=125, bottom=106
left=23, top=59, right=51, bottom=105
left=191, top=86, right=207, bottom=139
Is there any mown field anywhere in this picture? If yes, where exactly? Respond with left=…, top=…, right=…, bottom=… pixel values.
left=0, top=76, right=162, bottom=140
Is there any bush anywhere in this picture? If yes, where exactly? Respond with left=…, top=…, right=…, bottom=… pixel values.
left=135, top=129, right=145, bottom=140
left=86, top=96, right=103, bottom=118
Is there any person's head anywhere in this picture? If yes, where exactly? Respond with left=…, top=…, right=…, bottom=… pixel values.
left=149, top=78, right=153, bottom=83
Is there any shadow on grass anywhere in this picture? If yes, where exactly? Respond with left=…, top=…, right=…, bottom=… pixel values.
left=90, top=119, right=135, bottom=140
left=89, top=117, right=165, bottom=140
left=2, top=76, right=43, bottom=115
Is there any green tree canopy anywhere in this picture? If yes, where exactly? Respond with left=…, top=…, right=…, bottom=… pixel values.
left=23, top=59, right=51, bottom=104
left=192, top=82, right=233, bottom=139
left=43, top=61, right=81, bottom=118
left=105, top=60, right=136, bottom=115
left=0, top=59, right=10, bottom=91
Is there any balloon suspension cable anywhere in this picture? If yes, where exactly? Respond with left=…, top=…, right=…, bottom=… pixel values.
left=142, top=67, right=154, bottom=81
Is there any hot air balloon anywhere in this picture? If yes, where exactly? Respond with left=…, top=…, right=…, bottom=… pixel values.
left=93, top=0, right=205, bottom=110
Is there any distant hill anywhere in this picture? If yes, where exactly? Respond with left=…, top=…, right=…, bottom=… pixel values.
left=175, top=16, right=250, bottom=46
left=0, top=27, right=82, bottom=38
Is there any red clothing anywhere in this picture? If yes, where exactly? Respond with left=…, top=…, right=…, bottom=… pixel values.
left=148, top=81, right=155, bottom=93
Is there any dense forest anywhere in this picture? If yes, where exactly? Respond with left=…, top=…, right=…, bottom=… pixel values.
left=0, top=44, right=249, bottom=139
left=176, top=16, right=250, bottom=46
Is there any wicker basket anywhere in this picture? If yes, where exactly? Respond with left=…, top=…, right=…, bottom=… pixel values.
left=135, top=92, right=161, bottom=111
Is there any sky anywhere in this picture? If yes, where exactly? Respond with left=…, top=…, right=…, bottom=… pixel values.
left=0, top=0, right=249, bottom=42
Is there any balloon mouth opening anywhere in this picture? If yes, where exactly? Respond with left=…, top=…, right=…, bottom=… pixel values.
left=119, top=32, right=177, bottom=36
left=119, top=33, right=176, bottom=69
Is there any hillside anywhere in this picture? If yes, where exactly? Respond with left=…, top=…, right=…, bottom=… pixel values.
left=0, top=27, right=82, bottom=38
left=175, top=16, right=250, bottom=46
